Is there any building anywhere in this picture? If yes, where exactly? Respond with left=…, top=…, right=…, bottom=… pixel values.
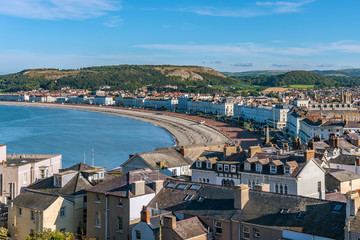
left=86, top=168, right=169, bottom=240
left=0, top=145, right=62, bottom=204
left=326, top=169, right=360, bottom=194
left=94, top=96, right=114, bottom=106
left=7, top=162, right=106, bottom=239
left=147, top=180, right=346, bottom=240
left=131, top=208, right=208, bottom=240
left=191, top=145, right=326, bottom=199
left=121, top=148, right=193, bottom=177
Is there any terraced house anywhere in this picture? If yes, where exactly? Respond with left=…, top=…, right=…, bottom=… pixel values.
left=191, top=145, right=326, bottom=199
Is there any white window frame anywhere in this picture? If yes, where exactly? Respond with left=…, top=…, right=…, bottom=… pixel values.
left=243, top=226, right=250, bottom=239
left=217, top=164, right=223, bottom=171
left=270, top=165, right=277, bottom=174
left=60, top=206, right=66, bottom=218
left=224, top=164, right=229, bottom=172
left=284, top=166, right=291, bottom=174
left=117, top=217, right=123, bottom=232
left=196, top=161, right=202, bottom=168
left=231, top=165, right=236, bottom=173
left=244, top=163, right=251, bottom=171
left=215, top=221, right=222, bottom=235
left=23, top=172, right=28, bottom=184
left=95, top=212, right=101, bottom=227
left=256, top=164, right=262, bottom=172
left=206, top=162, right=212, bottom=169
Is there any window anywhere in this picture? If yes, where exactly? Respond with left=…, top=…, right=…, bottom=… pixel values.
left=215, top=221, right=222, bottom=235
left=40, top=169, right=45, bottom=179
left=284, top=167, right=291, bottom=174
left=196, top=161, right=202, bottom=168
left=117, top=217, right=123, bottom=231
left=197, top=196, right=206, bottom=203
left=206, top=162, right=212, bottom=169
left=332, top=204, right=343, bottom=213
left=275, top=184, right=279, bottom=193
left=253, top=228, right=260, bottom=238
left=60, top=207, right=66, bottom=218
left=243, top=226, right=250, bottom=239
left=135, top=230, right=141, bottom=239
left=244, top=163, right=251, bottom=171
left=184, top=194, right=193, bottom=201
left=31, top=210, right=35, bottom=221
left=280, top=208, right=290, bottom=215
left=270, top=165, right=277, bottom=174
left=166, top=182, right=176, bottom=188
left=95, top=212, right=101, bottom=227
left=231, top=165, right=236, bottom=173
left=296, top=211, right=306, bottom=219
left=99, top=172, right=104, bottom=178
left=280, top=185, right=283, bottom=194
left=30, top=229, right=34, bottom=237
left=117, top=198, right=123, bottom=207
left=18, top=208, right=22, bottom=217
left=284, top=185, right=288, bottom=194
left=224, top=164, right=229, bottom=172
left=95, top=194, right=101, bottom=203
left=60, top=228, right=65, bottom=233
left=190, top=184, right=200, bottom=190
left=23, top=173, right=28, bottom=184
left=176, top=184, right=188, bottom=190
left=256, top=164, right=262, bottom=172
left=318, top=181, right=321, bottom=192
left=55, top=176, right=62, bottom=187
left=217, top=164, right=223, bottom=171
left=172, top=169, right=178, bottom=176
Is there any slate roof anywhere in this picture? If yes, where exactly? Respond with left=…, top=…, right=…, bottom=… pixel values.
left=329, top=155, right=357, bottom=165
left=13, top=191, right=61, bottom=211
left=60, top=162, right=103, bottom=172
left=87, top=168, right=170, bottom=198
left=173, top=217, right=208, bottom=239
left=328, top=169, right=360, bottom=182
left=135, top=149, right=193, bottom=169
left=5, top=154, right=60, bottom=167
left=147, top=180, right=346, bottom=240
left=347, top=210, right=360, bottom=232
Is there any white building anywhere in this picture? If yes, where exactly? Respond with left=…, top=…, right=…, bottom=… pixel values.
left=94, top=96, right=114, bottom=106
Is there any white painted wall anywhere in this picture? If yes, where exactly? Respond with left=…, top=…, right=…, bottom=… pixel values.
left=283, top=230, right=334, bottom=240
left=129, top=193, right=155, bottom=220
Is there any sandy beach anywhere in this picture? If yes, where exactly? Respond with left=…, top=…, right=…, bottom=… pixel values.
left=0, top=102, right=231, bottom=146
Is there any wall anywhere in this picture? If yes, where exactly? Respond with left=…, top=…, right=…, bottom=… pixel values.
left=129, top=194, right=156, bottom=220
left=297, top=160, right=325, bottom=199
left=122, top=155, right=152, bottom=174
left=283, top=230, right=334, bottom=240
left=131, top=222, right=155, bottom=240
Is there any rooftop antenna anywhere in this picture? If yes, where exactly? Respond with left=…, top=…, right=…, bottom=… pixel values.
left=104, top=153, right=108, bottom=170
left=92, top=148, right=94, bottom=166
left=83, top=152, right=86, bottom=164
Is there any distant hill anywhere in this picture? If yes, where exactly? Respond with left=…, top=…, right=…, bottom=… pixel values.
left=0, top=65, right=235, bottom=93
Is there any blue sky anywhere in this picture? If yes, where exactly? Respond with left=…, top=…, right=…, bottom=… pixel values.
left=0, top=0, right=359, bottom=73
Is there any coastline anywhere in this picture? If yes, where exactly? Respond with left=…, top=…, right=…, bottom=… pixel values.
left=0, top=102, right=231, bottom=146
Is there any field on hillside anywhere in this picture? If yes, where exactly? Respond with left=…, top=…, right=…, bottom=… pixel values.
left=289, top=85, right=315, bottom=89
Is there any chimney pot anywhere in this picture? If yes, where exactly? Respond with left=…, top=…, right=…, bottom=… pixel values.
left=234, top=184, right=250, bottom=210
left=140, top=205, right=150, bottom=223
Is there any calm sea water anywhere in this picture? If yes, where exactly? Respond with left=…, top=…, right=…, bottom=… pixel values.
left=0, top=105, right=175, bottom=169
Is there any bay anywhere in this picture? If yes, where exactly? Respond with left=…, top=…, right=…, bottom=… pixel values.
left=0, top=105, right=175, bottom=169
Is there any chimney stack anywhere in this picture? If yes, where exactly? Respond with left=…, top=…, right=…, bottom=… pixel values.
left=223, top=145, right=237, bottom=159
left=292, top=138, right=301, bottom=150
left=329, top=133, right=339, bottom=148
left=282, top=143, right=289, bottom=152
left=180, top=146, right=186, bottom=156
left=163, top=215, right=176, bottom=229
left=304, top=149, right=315, bottom=162
left=131, top=181, right=145, bottom=196
left=234, top=184, right=250, bottom=210
left=254, top=184, right=270, bottom=192
left=152, top=180, right=164, bottom=195
left=308, top=139, right=314, bottom=150
left=140, top=206, right=150, bottom=223
left=249, top=146, right=261, bottom=158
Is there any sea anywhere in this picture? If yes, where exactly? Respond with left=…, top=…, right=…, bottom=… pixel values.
left=0, top=105, right=175, bottom=170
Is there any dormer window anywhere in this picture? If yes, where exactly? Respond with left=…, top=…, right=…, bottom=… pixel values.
left=244, top=163, right=251, bottom=171
left=217, top=164, right=223, bottom=171
left=270, top=165, right=277, bottom=174
left=55, top=176, right=62, bottom=187
left=196, top=161, right=202, bottom=168
left=99, top=172, right=104, bottom=179
left=207, top=162, right=212, bottom=169
left=224, top=165, right=229, bottom=172
left=231, top=165, right=236, bottom=173
left=256, top=164, right=262, bottom=173
left=284, top=166, right=291, bottom=174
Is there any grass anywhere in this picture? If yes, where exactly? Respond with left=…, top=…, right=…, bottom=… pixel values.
left=289, top=85, right=315, bottom=89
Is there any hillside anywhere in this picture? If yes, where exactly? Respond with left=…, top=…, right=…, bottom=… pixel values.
left=0, top=65, right=235, bottom=93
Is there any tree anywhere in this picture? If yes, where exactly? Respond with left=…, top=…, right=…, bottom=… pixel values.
left=0, top=227, right=7, bottom=240
left=26, top=229, right=78, bottom=240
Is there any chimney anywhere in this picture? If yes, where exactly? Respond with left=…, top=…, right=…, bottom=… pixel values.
left=0, top=145, right=6, bottom=163
left=356, top=157, right=360, bottom=167
left=163, top=215, right=176, bottom=229
left=180, top=146, right=186, bottom=156
left=234, top=184, right=250, bottom=210
left=249, top=146, right=261, bottom=158
left=140, top=206, right=150, bottom=223
left=282, top=143, right=289, bottom=152
left=308, top=139, right=314, bottom=150
left=292, top=138, right=301, bottom=150
left=152, top=180, right=164, bottom=195
left=131, top=181, right=145, bottom=196
left=329, top=133, right=339, bottom=148
left=304, top=150, right=315, bottom=162
left=254, top=184, right=270, bottom=192
left=313, top=135, right=321, bottom=142
left=223, top=145, right=237, bottom=159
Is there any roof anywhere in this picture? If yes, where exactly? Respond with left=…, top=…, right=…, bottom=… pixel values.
left=134, top=149, right=193, bottom=169
left=174, top=217, right=208, bottom=239
left=329, top=154, right=357, bottom=165
left=87, top=168, right=170, bottom=198
left=60, top=162, right=104, bottom=173
left=347, top=210, right=360, bottom=232
left=328, top=169, right=360, bottom=182
left=4, top=154, right=60, bottom=168
left=13, top=191, right=61, bottom=211
left=147, top=180, right=346, bottom=240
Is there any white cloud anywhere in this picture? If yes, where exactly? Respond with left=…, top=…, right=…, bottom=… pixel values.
left=191, top=0, right=315, bottom=17
left=104, top=16, right=123, bottom=27
left=0, top=0, right=121, bottom=20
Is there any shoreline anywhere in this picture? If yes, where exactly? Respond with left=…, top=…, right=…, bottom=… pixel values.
left=0, top=102, right=231, bottom=147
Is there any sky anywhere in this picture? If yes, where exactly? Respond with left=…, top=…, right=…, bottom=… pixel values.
left=0, top=0, right=360, bottom=74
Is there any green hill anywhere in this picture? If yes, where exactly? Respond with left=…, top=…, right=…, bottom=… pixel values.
left=0, top=65, right=237, bottom=93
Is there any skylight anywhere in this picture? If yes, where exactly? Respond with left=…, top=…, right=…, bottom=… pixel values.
left=332, top=204, right=343, bottom=213
left=197, top=196, right=206, bottom=203
left=296, top=211, right=306, bottom=219
left=176, top=184, right=188, bottom=190
left=184, top=194, right=193, bottom=201
left=190, top=184, right=201, bottom=190
left=166, top=182, right=176, bottom=188
left=280, top=208, right=290, bottom=215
